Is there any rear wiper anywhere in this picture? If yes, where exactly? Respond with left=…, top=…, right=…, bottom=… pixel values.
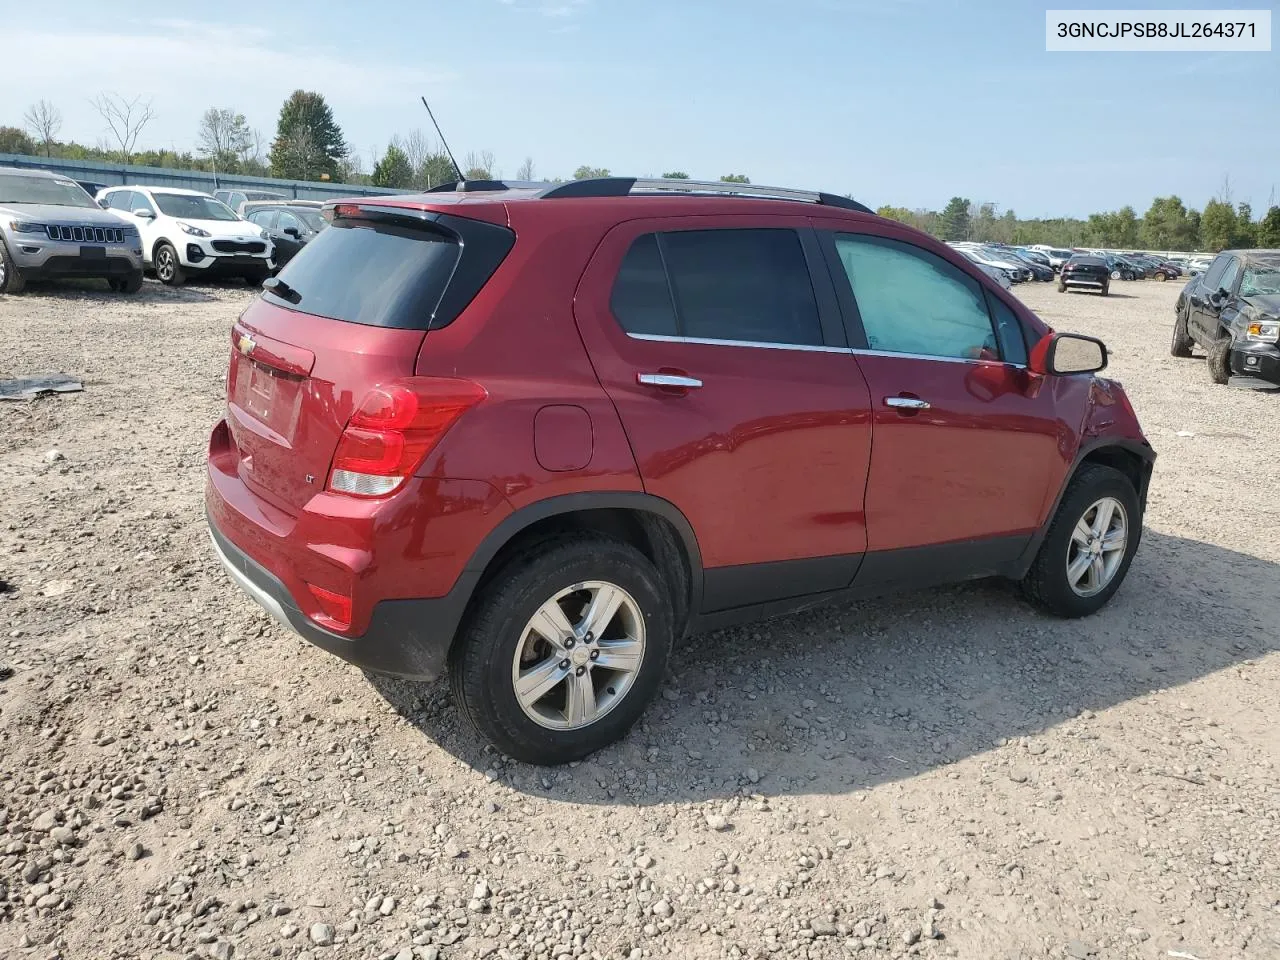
left=262, top=276, right=302, bottom=304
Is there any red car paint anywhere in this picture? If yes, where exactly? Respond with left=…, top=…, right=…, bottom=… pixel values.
left=206, top=187, right=1152, bottom=671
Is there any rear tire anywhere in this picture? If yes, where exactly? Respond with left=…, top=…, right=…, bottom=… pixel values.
left=0, top=239, right=27, bottom=294
left=154, top=242, right=185, bottom=286
left=1057, top=281, right=1067, bottom=293
left=1207, top=334, right=1232, bottom=384
left=1098, top=282, right=1109, bottom=297
left=450, top=537, right=674, bottom=765
left=1170, top=307, right=1194, bottom=357
left=1020, top=464, right=1141, bottom=618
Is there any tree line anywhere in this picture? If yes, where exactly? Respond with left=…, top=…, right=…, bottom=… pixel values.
left=1, top=92, right=752, bottom=192
left=878, top=192, right=1280, bottom=253
left=5, top=93, right=1276, bottom=252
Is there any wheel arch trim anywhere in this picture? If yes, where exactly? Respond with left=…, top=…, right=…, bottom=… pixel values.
left=459, top=491, right=705, bottom=617
left=1011, top=438, right=1155, bottom=579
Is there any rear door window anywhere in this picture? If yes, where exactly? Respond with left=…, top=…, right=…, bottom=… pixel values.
left=267, top=220, right=461, bottom=329
left=609, top=228, right=822, bottom=346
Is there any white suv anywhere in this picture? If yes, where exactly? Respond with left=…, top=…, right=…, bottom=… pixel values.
left=97, top=186, right=273, bottom=286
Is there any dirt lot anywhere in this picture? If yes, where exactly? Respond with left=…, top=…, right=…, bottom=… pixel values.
left=1, top=276, right=1277, bottom=960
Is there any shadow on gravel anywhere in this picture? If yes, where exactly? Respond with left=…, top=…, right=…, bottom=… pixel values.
left=369, top=529, right=1277, bottom=801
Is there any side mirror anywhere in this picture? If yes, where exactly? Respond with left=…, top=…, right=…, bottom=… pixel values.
left=134, top=208, right=155, bottom=219
left=98, top=199, right=109, bottom=209
left=1029, top=332, right=1108, bottom=376
left=284, top=227, right=301, bottom=239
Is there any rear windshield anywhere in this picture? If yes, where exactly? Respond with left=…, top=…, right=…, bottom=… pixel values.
left=267, top=220, right=460, bottom=329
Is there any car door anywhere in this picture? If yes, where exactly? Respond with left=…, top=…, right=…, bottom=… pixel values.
left=122, top=190, right=161, bottom=261
left=573, top=216, right=874, bottom=611
left=1198, top=256, right=1241, bottom=341
left=1188, top=254, right=1230, bottom=344
left=816, top=225, right=1065, bottom=587
left=273, top=211, right=307, bottom=265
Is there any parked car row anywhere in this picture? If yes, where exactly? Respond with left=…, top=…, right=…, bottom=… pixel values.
left=0, top=166, right=327, bottom=293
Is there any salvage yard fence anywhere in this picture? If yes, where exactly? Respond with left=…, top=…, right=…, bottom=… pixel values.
left=0, top=154, right=399, bottom=202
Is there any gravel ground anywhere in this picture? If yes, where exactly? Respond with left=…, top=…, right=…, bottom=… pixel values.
left=0, top=276, right=1276, bottom=960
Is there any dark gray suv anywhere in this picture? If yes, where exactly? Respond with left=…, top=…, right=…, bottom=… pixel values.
left=0, top=168, right=144, bottom=294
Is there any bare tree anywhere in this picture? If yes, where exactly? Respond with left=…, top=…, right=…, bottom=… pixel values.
left=23, top=100, right=62, bottom=157
left=90, top=93, right=155, bottom=165
left=515, top=156, right=536, bottom=181
left=463, top=150, right=496, bottom=180
left=237, top=128, right=267, bottom=173
left=196, top=108, right=251, bottom=171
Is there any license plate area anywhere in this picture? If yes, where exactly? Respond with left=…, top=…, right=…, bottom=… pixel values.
left=80, top=246, right=106, bottom=259
left=232, top=359, right=303, bottom=441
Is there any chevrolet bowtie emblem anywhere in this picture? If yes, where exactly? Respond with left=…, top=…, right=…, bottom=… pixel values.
left=237, top=333, right=256, bottom=355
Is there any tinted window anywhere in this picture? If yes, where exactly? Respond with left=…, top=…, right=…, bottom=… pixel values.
left=268, top=220, right=461, bottom=329
left=985, top=292, right=1029, bottom=365
left=277, top=212, right=304, bottom=234
left=661, top=229, right=822, bottom=345
left=1217, top=257, right=1240, bottom=293
left=610, top=234, right=678, bottom=336
left=130, top=192, right=154, bottom=215
left=1201, top=255, right=1229, bottom=290
left=834, top=234, right=1000, bottom=361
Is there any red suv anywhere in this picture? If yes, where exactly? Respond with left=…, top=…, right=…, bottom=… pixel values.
left=206, top=178, right=1154, bottom=765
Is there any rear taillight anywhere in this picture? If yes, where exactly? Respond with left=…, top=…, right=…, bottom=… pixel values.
left=328, top=378, right=486, bottom=498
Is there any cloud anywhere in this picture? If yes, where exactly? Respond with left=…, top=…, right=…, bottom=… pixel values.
left=496, top=0, right=590, bottom=18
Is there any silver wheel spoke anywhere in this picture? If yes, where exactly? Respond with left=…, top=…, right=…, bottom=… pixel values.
left=593, top=637, right=644, bottom=672
left=1090, top=555, right=1105, bottom=588
left=1101, top=530, right=1126, bottom=552
left=564, top=671, right=597, bottom=726
left=528, top=601, right=575, bottom=652
left=1067, top=552, right=1092, bottom=586
left=579, top=584, right=625, bottom=640
left=516, top=658, right=567, bottom=704
left=1071, top=518, right=1093, bottom=547
left=1091, top=499, right=1115, bottom=538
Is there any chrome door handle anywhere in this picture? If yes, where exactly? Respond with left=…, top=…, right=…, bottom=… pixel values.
left=885, top=396, right=930, bottom=410
left=638, top=373, right=703, bottom=389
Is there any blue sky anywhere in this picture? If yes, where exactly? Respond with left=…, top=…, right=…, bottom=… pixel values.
left=5, top=1, right=1276, bottom=217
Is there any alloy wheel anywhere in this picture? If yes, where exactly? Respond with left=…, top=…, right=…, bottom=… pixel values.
left=1066, top=497, right=1128, bottom=597
left=511, top=581, right=646, bottom=730
left=156, top=249, right=174, bottom=282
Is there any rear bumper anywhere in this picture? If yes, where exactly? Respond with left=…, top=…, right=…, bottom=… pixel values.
left=207, top=517, right=464, bottom=680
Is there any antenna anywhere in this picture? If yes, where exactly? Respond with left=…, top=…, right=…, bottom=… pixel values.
left=420, top=96, right=464, bottom=183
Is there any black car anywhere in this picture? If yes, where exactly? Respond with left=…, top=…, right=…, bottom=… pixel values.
left=242, top=202, right=326, bottom=270
left=1058, top=255, right=1110, bottom=296
left=1172, top=249, right=1280, bottom=387
left=1103, top=255, right=1144, bottom=281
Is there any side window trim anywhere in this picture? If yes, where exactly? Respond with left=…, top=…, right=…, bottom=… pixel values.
left=821, top=228, right=1026, bottom=367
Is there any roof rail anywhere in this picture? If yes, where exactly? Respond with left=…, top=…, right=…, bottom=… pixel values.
left=537, top=177, right=873, bottom=213
left=423, top=179, right=546, bottom=193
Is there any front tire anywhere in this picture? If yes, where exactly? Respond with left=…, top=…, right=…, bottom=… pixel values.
left=108, top=270, right=144, bottom=294
left=450, top=537, right=674, bottom=765
left=0, top=239, right=27, bottom=294
left=1020, top=464, right=1141, bottom=618
left=154, top=242, right=185, bottom=286
left=1207, top=335, right=1232, bottom=384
